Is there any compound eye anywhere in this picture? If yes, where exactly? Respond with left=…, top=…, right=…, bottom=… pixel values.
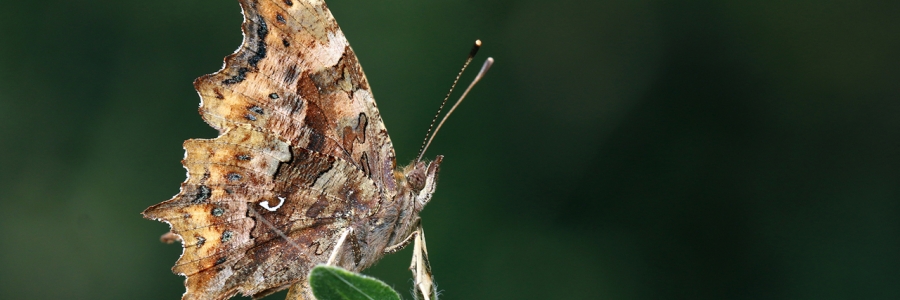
left=406, top=167, right=426, bottom=192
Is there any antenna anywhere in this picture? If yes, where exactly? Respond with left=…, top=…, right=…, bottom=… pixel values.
left=415, top=40, right=494, bottom=162
left=418, top=57, right=494, bottom=162
left=415, top=40, right=481, bottom=162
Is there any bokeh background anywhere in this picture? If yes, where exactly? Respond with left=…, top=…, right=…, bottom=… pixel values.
left=1, top=0, right=899, bottom=299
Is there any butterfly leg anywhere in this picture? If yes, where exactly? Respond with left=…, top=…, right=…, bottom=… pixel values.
left=383, top=217, right=422, bottom=254
left=409, top=223, right=436, bottom=300
left=382, top=230, right=418, bottom=254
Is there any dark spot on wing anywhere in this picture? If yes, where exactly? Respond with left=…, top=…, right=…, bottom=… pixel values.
left=237, top=154, right=251, bottom=161
left=307, top=133, right=327, bottom=153
left=196, top=236, right=206, bottom=247
left=227, top=172, right=242, bottom=182
left=222, top=67, right=249, bottom=85
left=359, top=152, right=370, bottom=177
left=303, top=102, right=330, bottom=153
left=269, top=93, right=279, bottom=99
left=221, top=231, right=233, bottom=242
left=249, top=105, right=264, bottom=114
left=284, top=65, right=298, bottom=85
left=215, top=257, right=227, bottom=266
left=192, top=185, right=211, bottom=203
left=341, top=113, right=369, bottom=156
left=276, top=13, right=286, bottom=24
left=282, top=38, right=290, bottom=47
left=356, top=113, right=368, bottom=143
left=305, top=195, right=329, bottom=218
left=244, top=114, right=257, bottom=121
left=290, top=97, right=305, bottom=114
left=247, top=16, right=268, bottom=68
left=212, top=207, right=225, bottom=217
left=283, top=0, right=293, bottom=6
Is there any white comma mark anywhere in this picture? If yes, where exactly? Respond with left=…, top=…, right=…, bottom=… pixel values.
left=260, top=196, right=285, bottom=212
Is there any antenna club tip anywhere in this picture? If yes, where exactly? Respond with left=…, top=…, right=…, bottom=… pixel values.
left=469, top=40, right=482, bottom=58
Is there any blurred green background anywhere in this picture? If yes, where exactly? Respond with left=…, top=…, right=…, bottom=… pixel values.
left=1, top=0, right=898, bottom=299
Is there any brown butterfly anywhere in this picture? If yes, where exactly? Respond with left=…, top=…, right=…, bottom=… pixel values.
left=142, top=0, right=448, bottom=299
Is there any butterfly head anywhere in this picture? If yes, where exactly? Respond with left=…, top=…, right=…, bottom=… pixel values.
left=404, top=155, right=443, bottom=209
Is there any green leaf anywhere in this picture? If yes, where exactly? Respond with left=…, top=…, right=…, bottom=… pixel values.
left=309, top=265, right=402, bottom=300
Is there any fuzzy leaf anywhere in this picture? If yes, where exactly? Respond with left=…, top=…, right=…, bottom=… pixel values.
left=309, top=265, right=402, bottom=300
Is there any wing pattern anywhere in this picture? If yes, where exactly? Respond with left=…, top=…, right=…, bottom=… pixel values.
left=143, top=0, right=403, bottom=299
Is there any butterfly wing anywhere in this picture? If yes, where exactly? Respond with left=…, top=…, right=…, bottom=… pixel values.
left=143, top=0, right=400, bottom=299
left=197, top=0, right=397, bottom=191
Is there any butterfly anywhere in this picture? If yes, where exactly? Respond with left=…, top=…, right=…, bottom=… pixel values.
left=142, top=0, right=445, bottom=299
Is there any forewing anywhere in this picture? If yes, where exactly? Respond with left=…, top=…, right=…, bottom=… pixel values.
left=195, top=0, right=397, bottom=191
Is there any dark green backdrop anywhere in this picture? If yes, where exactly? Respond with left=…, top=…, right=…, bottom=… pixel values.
left=1, top=0, right=898, bottom=299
